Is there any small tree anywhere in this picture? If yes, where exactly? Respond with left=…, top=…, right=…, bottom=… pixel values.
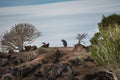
left=76, top=33, right=87, bottom=45
left=0, top=23, right=41, bottom=52
left=90, top=25, right=120, bottom=80
left=98, top=14, right=120, bottom=31
left=91, top=14, right=120, bottom=46
left=90, top=32, right=101, bottom=45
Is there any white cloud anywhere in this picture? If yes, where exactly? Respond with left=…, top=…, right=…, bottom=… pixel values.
left=0, top=0, right=120, bottom=47
left=0, top=0, right=120, bottom=18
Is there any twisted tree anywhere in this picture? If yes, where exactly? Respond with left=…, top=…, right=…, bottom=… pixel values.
left=0, top=23, right=41, bottom=52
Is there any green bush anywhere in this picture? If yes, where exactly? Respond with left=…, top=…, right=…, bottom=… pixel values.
left=98, top=14, right=120, bottom=31
left=90, top=25, right=120, bottom=79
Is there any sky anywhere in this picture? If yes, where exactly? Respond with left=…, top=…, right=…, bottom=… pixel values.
left=0, top=0, right=120, bottom=47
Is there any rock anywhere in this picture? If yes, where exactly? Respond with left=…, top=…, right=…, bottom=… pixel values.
left=12, top=59, right=42, bottom=78
left=52, top=49, right=61, bottom=63
left=24, top=45, right=37, bottom=51
left=0, top=58, right=9, bottom=67
left=41, top=42, right=49, bottom=48
left=1, top=73, right=15, bottom=80
left=84, top=56, right=94, bottom=62
left=25, top=46, right=31, bottom=51
left=69, top=58, right=81, bottom=65
left=10, top=55, right=24, bottom=65
left=12, top=65, right=33, bottom=77
left=8, top=49, right=14, bottom=53
left=72, top=77, right=79, bottom=80
left=60, top=64, right=73, bottom=79
left=83, top=71, right=114, bottom=80
left=0, top=67, right=5, bottom=77
left=38, top=63, right=75, bottom=80
left=31, top=46, right=37, bottom=50
left=4, top=66, right=12, bottom=74
left=35, top=71, right=43, bottom=79
left=0, top=53, right=10, bottom=58
left=72, top=44, right=89, bottom=51
left=38, top=48, right=48, bottom=54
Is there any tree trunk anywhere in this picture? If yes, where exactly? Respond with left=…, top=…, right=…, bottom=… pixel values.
left=19, top=45, right=24, bottom=52
left=116, top=74, right=120, bottom=80
left=113, top=73, right=118, bottom=80
left=106, top=70, right=119, bottom=80
left=78, top=39, right=80, bottom=45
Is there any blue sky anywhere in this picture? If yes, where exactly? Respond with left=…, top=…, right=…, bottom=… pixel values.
left=0, top=0, right=72, bottom=7
left=0, top=0, right=120, bottom=47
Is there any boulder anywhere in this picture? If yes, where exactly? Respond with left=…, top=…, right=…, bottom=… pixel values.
left=8, top=49, right=14, bottom=53
left=10, top=55, right=24, bottom=65
left=0, top=58, right=9, bottom=67
left=31, top=46, right=37, bottom=50
left=1, top=73, right=15, bottom=80
left=0, top=53, right=10, bottom=58
left=83, top=71, right=114, bottom=80
left=69, top=58, right=81, bottom=65
left=0, top=67, right=5, bottom=77
left=51, top=49, right=61, bottom=63
left=84, top=56, right=94, bottom=62
left=36, top=63, right=76, bottom=80
left=25, top=46, right=31, bottom=51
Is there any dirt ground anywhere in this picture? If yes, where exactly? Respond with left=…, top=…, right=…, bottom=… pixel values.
left=0, top=46, right=114, bottom=80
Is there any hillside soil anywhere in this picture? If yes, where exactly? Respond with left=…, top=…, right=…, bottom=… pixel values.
left=0, top=46, right=114, bottom=80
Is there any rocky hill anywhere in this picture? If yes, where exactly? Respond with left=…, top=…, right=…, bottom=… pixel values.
left=0, top=46, right=114, bottom=80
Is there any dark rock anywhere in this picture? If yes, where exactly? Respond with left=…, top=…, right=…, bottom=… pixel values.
left=24, top=45, right=37, bottom=51
left=83, top=71, right=114, bottom=80
left=41, top=42, right=49, bottom=48
left=69, top=58, right=81, bottom=65
left=35, top=71, right=43, bottom=78
left=1, top=73, right=15, bottom=80
left=40, top=63, right=75, bottom=80
left=0, top=68, right=5, bottom=77
left=72, top=77, right=79, bottom=80
left=25, top=46, right=31, bottom=51
left=38, top=48, right=48, bottom=54
left=84, top=56, right=94, bottom=62
left=10, top=55, right=24, bottom=65
left=31, top=46, right=37, bottom=50
left=12, top=63, right=40, bottom=78
left=50, top=49, right=60, bottom=63
left=0, top=53, right=10, bottom=58
left=0, top=58, right=9, bottom=67
left=73, top=44, right=89, bottom=51
left=8, top=49, right=14, bottom=53
left=4, top=66, right=12, bottom=74
left=73, top=71, right=80, bottom=77
left=60, top=64, right=74, bottom=79
left=52, top=49, right=61, bottom=63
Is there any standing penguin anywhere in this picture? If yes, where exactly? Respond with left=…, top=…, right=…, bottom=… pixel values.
left=61, top=39, right=67, bottom=47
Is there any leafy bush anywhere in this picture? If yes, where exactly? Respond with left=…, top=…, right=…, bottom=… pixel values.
left=98, top=14, right=120, bottom=31
left=90, top=25, right=120, bottom=80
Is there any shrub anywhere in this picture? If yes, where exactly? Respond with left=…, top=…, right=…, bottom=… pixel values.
left=90, top=25, right=120, bottom=80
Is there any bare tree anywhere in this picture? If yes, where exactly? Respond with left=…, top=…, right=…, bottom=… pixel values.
left=76, top=33, right=87, bottom=45
left=0, top=23, right=41, bottom=52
